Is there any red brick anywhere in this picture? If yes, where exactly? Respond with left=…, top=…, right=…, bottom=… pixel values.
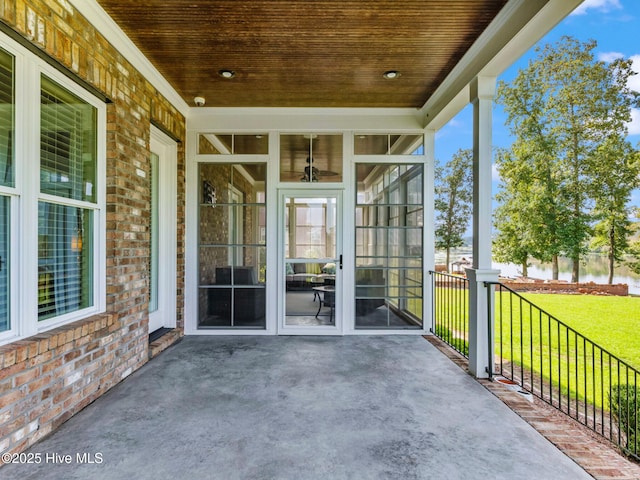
left=14, top=368, right=39, bottom=386
left=27, top=374, right=53, bottom=394
left=3, top=349, right=16, bottom=368
left=41, top=356, right=64, bottom=374
left=0, top=415, right=27, bottom=439
left=63, top=349, right=82, bottom=363
left=0, top=378, right=12, bottom=395
left=40, top=404, right=62, bottom=425
left=52, top=386, right=74, bottom=404
left=14, top=343, right=29, bottom=363
left=0, top=361, right=27, bottom=381
left=29, top=350, right=53, bottom=367
left=0, top=389, right=25, bottom=409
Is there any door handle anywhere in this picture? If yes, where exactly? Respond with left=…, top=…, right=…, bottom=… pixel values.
left=339, top=254, right=343, bottom=270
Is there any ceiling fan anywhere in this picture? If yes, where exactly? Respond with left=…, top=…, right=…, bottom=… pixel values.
left=284, top=156, right=340, bottom=182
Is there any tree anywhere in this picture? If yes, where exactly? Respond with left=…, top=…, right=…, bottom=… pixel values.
left=435, top=149, right=473, bottom=271
left=590, top=139, right=640, bottom=283
left=495, top=69, right=568, bottom=280
left=493, top=149, right=543, bottom=277
left=496, top=36, right=640, bottom=282
left=626, top=209, right=640, bottom=275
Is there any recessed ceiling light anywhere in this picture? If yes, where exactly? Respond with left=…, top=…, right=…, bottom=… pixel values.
left=218, top=69, right=236, bottom=79
left=383, top=70, right=401, bottom=79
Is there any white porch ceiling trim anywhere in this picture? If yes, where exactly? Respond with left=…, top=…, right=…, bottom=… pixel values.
left=421, top=0, right=584, bottom=131
left=188, top=107, right=424, bottom=132
left=70, top=0, right=190, bottom=115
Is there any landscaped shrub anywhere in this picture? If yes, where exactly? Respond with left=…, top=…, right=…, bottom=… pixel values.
left=609, top=383, right=640, bottom=457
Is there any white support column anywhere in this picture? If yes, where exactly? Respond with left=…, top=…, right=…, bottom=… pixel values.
left=470, top=75, right=496, bottom=271
left=423, top=129, right=436, bottom=332
left=465, top=268, right=499, bottom=378
left=467, top=76, right=499, bottom=378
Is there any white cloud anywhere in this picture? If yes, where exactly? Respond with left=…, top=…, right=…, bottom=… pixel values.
left=598, top=51, right=624, bottom=63
left=628, top=55, right=640, bottom=93
left=492, top=163, right=501, bottom=182
left=571, top=0, right=623, bottom=15
left=626, top=108, right=640, bottom=135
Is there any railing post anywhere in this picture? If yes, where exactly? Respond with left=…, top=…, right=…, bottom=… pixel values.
left=465, top=268, right=499, bottom=378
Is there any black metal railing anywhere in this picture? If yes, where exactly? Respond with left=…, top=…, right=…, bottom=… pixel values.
left=430, top=271, right=469, bottom=357
left=487, top=281, right=639, bottom=461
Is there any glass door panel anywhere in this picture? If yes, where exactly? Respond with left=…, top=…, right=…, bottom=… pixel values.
left=283, top=195, right=339, bottom=328
left=355, top=164, right=424, bottom=329
left=198, top=163, right=267, bottom=329
left=148, top=152, right=159, bottom=317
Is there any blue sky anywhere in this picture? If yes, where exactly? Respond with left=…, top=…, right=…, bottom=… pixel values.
left=434, top=0, right=640, bottom=207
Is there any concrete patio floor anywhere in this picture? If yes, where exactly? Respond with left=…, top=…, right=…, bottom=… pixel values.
left=1, top=336, right=591, bottom=480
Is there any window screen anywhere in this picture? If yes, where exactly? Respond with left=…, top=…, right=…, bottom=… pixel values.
left=38, top=75, right=97, bottom=322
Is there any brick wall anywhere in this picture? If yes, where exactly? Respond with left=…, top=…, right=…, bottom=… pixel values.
left=0, top=314, right=121, bottom=454
left=0, top=0, right=185, bottom=458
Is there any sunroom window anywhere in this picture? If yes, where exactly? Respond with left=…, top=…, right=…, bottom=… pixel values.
left=355, top=163, right=424, bottom=329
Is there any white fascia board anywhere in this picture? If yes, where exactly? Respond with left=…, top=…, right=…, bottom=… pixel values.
left=188, top=107, right=424, bottom=132
left=70, top=0, right=189, bottom=115
left=420, top=0, right=583, bottom=131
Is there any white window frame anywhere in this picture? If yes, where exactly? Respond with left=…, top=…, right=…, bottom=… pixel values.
left=0, top=33, right=106, bottom=345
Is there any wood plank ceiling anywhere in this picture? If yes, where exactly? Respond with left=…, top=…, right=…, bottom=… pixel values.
left=97, top=0, right=508, bottom=108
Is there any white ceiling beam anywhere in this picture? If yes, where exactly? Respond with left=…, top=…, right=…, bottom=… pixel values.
left=188, top=108, right=424, bottom=132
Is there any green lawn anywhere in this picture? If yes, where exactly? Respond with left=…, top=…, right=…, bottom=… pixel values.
left=434, top=287, right=639, bottom=452
left=434, top=287, right=640, bottom=411
left=493, top=291, right=640, bottom=411
left=519, top=293, right=640, bottom=369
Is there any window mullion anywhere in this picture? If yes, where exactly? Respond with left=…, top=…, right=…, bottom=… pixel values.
left=20, top=57, right=42, bottom=338
left=37, top=193, right=99, bottom=211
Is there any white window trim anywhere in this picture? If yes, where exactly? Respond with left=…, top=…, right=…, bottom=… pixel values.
left=0, top=33, right=106, bottom=345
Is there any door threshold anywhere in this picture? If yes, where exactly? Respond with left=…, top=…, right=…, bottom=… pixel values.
left=149, top=327, right=173, bottom=343
left=148, top=328, right=183, bottom=359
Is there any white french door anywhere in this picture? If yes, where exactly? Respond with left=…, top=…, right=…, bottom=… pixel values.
left=278, top=190, right=343, bottom=334
left=148, top=127, right=177, bottom=333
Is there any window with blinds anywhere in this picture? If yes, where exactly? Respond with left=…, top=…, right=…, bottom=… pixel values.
left=0, top=35, right=105, bottom=343
left=40, top=76, right=96, bottom=202
left=37, top=203, right=92, bottom=320
left=38, top=75, right=97, bottom=321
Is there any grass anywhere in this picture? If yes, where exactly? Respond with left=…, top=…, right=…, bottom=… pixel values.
left=433, top=286, right=640, bottom=413
left=493, top=291, right=640, bottom=412
left=519, top=293, right=640, bottom=370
